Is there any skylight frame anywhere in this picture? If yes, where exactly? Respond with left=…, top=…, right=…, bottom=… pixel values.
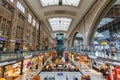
left=40, top=0, right=80, bottom=7
left=48, top=17, right=72, bottom=32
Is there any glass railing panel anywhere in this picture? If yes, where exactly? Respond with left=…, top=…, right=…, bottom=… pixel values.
left=86, top=50, right=120, bottom=61
left=0, top=50, right=45, bottom=62
left=115, top=52, right=120, bottom=61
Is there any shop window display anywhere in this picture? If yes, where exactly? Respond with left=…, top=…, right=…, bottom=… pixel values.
left=93, top=61, right=108, bottom=71
left=31, top=57, right=38, bottom=69
left=112, top=66, right=120, bottom=80
left=23, top=57, right=39, bottom=72
left=4, top=62, right=21, bottom=79
left=23, top=59, right=31, bottom=72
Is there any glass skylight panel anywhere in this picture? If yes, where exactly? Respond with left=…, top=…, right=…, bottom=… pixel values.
left=115, top=0, right=120, bottom=4
left=40, top=0, right=59, bottom=6
left=40, top=0, right=80, bottom=7
left=63, top=0, right=80, bottom=6
left=98, top=18, right=114, bottom=28
left=48, top=17, right=72, bottom=31
left=10, top=0, right=14, bottom=2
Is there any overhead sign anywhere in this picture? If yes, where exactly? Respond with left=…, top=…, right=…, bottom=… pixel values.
left=10, top=39, right=16, bottom=42
left=57, top=73, right=63, bottom=76
left=101, top=41, right=107, bottom=45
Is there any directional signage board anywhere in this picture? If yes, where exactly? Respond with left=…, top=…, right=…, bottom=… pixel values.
left=57, top=73, right=63, bottom=76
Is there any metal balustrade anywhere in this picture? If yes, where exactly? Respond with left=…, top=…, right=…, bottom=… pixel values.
left=0, top=50, right=45, bottom=62
left=75, top=50, right=120, bottom=61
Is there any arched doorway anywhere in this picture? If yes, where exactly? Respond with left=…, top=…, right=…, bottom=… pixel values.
left=91, top=0, right=120, bottom=58
left=72, top=32, right=84, bottom=52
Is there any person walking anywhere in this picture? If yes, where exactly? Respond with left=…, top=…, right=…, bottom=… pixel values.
left=86, top=75, right=91, bottom=80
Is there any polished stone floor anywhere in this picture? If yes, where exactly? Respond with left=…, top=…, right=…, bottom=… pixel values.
left=40, top=72, right=81, bottom=80
left=15, top=69, right=106, bottom=80
left=15, top=62, right=106, bottom=80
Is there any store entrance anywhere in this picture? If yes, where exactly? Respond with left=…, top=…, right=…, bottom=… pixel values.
left=4, top=62, right=22, bottom=79
left=15, top=42, right=20, bottom=49
left=0, top=40, right=4, bottom=51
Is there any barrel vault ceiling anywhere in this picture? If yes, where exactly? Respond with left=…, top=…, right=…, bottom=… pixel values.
left=25, top=0, right=96, bottom=38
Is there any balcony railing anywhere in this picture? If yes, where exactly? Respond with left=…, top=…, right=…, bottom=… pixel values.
left=0, top=50, right=45, bottom=62
left=76, top=50, right=120, bottom=61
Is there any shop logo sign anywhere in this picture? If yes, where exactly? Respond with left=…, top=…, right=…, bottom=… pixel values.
left=57, top=73, right=63, bottom=76
left=0, top=61, right=16, bottom=66
left=24, top=55, right=32, bottom=59
left=89, top=55, right=97, bottom=59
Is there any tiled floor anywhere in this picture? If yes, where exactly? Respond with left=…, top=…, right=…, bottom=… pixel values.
left=80, top=68, right=106, bottom=80
left=15, top=69, right=106, bottom=80
left=80, top=62, right=106, bottom=80
left=40, top=72, right=81, bottom=80
left=15, top=62, right=106, bottom=80
left=15, top=70, right=40, bottom=80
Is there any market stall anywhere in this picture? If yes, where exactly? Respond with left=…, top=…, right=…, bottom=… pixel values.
left=92, top=60, right=108, bottom=71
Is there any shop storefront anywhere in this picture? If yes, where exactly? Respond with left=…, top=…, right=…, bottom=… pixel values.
left=23, top=59, right=31, bottom=73
left=0, top=38, right=6, bottom=51
left=112, top=66, right=120, bottom=80
left=4, top=62, right=22, bottom=79
left=15, top=40, right=21, bottom=49
left=23, top=57, right=39, bottom=72
left=92, top=60, right=108, bottom=71
left=31, top=57, right=39, bottom=69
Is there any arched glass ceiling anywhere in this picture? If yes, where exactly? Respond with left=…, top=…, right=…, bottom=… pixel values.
left=76, top=33, right=82, bottom=37
left=48, top=17, right=72, bottom=31
left=40, top=0, right=80, bottom=7
left=98, top=18, right=114, bottom=28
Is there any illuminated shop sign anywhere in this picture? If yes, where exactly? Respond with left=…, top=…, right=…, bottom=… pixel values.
left=16, top=40, right=21, bottom=43
left=10, top=39, right=16, bottom=42
left=0, top=61, right=16, bottom=66
left=24, top=55, right=32, bottom=59
left=0, top=38, right=6, bottom=41
left=89, top=55, right=97, bottom=59
left=57, top=73, right=63, bottom=76
left=101, top=41, right=107, bottom=45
